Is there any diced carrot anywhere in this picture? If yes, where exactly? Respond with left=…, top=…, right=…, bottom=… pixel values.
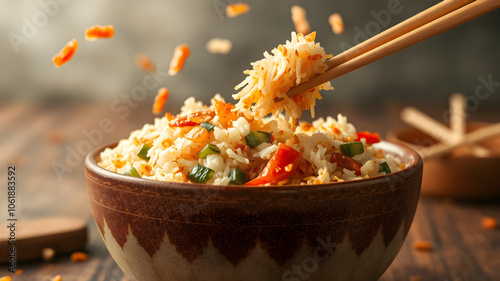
left=308, top=54, right=322, bottom=60
left=185, top=127, right=209, bottom=143
left=292, top=93, right=309, bottom=111
left=226, top=3, right=250, bottom=18
left=168, top=44, right=190, bottom=76
left=70, top=251, right=88, bottom=262
left=304, top=31, right=316, bottom=42
left=51, top=275, right=62, bottom=281
left=15, top=270, right=23, bottom=275
left=0, top=276, right=11, bottom=281
left=85, top=25, right=114, bottom=41
left=134, top=54, right=155, bottom=73
left=187, top=110, right=215, bottom=124
left=482, top=217, right=497, bottom=229
left=165, top=112, right=175, bottom=121
left=169, top=116, right=197, bottom=127
left=213, top=99, right=237, bottom=129
left=152, top=88, right=169, bottom=115
left=300, top=122, right=313, bottom=131
left=169, top=110, right=215, bottom=127
left=52, top=39, right=78, bottom=68
left=413, top=241, right=432, bottom=251
left=329, top=13, right=344, bottom=35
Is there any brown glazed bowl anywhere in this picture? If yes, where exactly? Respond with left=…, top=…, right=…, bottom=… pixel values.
left=85, top=141, right=422, bottom=281
left=388, top=122, right=500, bottom=200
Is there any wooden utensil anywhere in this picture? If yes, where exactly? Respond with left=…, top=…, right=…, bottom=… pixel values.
left=411, top=123, right=500, bottom=160
left=0, top=217, right=87, bottom=262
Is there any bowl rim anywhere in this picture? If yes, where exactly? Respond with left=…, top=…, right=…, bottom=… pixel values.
left=85, top=140, right=423, bottom=193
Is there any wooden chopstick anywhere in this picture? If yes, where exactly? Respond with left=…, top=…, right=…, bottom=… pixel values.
left=450, top=93, right=467, bottom=142
left=325, top=0, right=474, bottom=69
left=400, top=106, right=454, bottom=143
left=286, top=0, right=500, bottom=98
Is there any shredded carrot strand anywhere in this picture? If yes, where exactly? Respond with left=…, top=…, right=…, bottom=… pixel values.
left=226, top=3, right=250, bottom=18
left=85, top=25, right=114, bottom=41
left=52, top=39, right=78, bottom=68
left=152, top=88, right=169, bottom=115
left=168, top=44, right=190, bottom=76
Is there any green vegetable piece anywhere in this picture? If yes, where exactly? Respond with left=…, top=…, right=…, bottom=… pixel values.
left=229, top=168, right=247, bottom=185
left=189, top=165, right=214, bottom=184
left=137, top=143, right=152, bottom=160
left=200, top=122, right=215, bottom=132
left=340, top=142, right=364, bottom=157
left=198, top=144, right=221, bottom=159
left=124, top=167, right=141, bottom=178
left=379, top=162, right=391, bottom=174
left=245, top=131, right=272, bottom=148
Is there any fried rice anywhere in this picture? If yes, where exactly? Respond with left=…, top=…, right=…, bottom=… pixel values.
left=98, top=32, right=403, bottom=185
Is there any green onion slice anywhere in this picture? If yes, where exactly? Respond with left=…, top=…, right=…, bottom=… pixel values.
left=124, top=167, right=141, bottom=178
left=229, top=168, right=247, bottom=185
left=198, top=144, right=221, bottom=159
left=189, top=165, right=214, bottom=184
left=200, top=122, right=215, bottom=132
left=137, top=143, right=152, bottom=160
left=340, top=142, right=364, bottom=157
left=379, top=162, right=391, bottom=174
left=245, top=131, right=272, bottom=148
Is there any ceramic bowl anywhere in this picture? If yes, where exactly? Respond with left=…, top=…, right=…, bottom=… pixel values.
left=388, top=122, right=500, bottom=200
left=85, top=141, right=422, bottom=281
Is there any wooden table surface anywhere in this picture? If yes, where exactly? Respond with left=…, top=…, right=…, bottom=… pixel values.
left=0, top=100, right=499, bottom=281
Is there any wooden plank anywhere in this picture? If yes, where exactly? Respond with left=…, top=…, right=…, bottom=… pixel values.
left=382, top=198, right=500, bottom=281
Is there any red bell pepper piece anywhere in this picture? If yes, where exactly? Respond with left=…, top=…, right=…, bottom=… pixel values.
left=245, top=143, right=302, bottom=186
left=355, top=131, right=381, bottom=144
left=331, top=152, right=362, bottom=175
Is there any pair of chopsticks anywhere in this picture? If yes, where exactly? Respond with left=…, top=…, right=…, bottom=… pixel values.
left=401, top=94, right=498, bottom=160
left=412, top=122, right=500, bottom=159
left=286, top=0, right=500, bottom=98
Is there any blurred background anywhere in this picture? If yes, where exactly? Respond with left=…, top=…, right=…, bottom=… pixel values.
left=1, top=0, right=499, bottom=109
left=0, top=0, right=499, bottom=279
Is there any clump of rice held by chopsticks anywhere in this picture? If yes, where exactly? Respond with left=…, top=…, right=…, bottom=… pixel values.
left=233, top=31, right=333, bottom=124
